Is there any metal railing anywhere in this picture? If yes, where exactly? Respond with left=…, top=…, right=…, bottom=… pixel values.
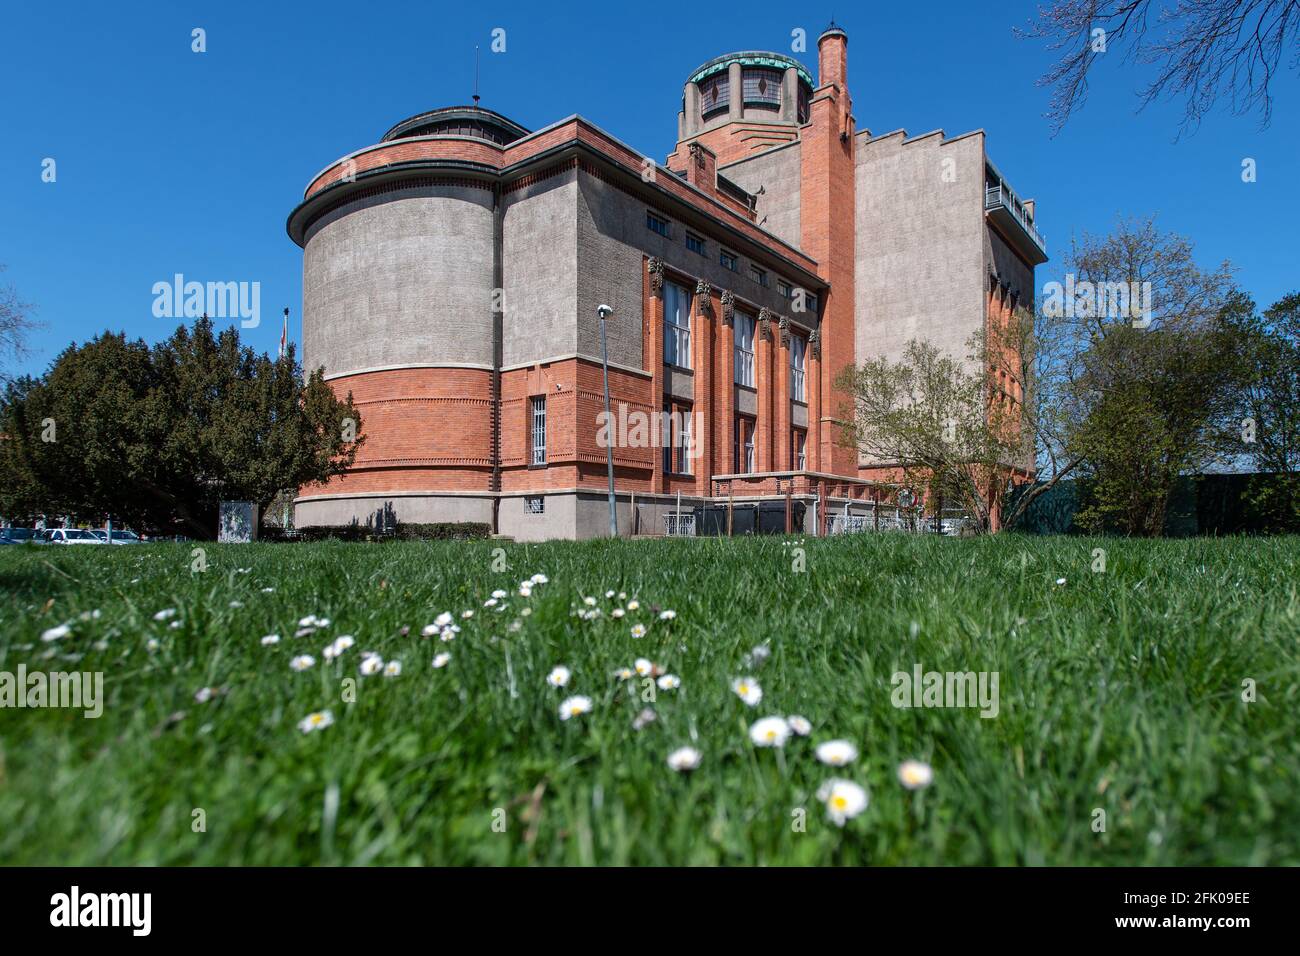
left=984, top=183, right=1046, bottom=255
left=664, top=513, right=696, bottom=537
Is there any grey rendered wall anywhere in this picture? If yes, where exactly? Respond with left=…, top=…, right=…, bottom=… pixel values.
left=854, top=131, right=987, bottom=368
left=719, top=141, right=803, bottom=250
left=296, top=494, right=494, bottom=528
left=503, top=170, right=580, bottom=367
left=575, top=167, right=805, bottom=373
left=302, top=185, right=496, bottom=377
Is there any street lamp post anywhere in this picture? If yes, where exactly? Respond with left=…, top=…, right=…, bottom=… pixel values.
left=597, top=305, right=618, bottom=538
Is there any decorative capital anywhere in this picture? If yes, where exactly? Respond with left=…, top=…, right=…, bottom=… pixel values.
left=647, top=257, right=664, bottom=297
left=720, top=289, right=735, bottom=326
left=758, top=307, right=774, bottom=341
left=778, top=315, right=791, bottom=347
left=695, top=280, right=712, bottom=318
left=809, top=327, right=821, bottom=358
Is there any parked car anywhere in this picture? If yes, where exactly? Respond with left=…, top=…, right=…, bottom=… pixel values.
left=0, top=527, right=46, bottom=545
left=43, top=528, right=104, bottom=545
left=90, top=528, right=144, bottom=545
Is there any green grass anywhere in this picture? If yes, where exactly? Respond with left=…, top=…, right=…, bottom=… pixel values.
left=1, top=533, right=1297, bottom=865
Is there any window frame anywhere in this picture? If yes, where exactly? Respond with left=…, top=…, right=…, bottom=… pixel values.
left=662, top=400, right=694, bottom=476
left=662, top=281, right=693, bottom=370
left=646, top=211, right=671, bottom=238
left=529, top=395, right=547, bottom=466
left=720, top=249, right=738, bottom=272
left=734, top=312, right=756, bottom=388
left=686, top=233, right=706, bottom=256
left=789, top=335, right=807, bottom=403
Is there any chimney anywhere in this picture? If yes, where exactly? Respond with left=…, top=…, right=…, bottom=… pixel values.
left=817, top=22, right=848, bottom=92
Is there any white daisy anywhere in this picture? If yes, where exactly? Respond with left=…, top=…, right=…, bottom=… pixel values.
left=433, top=611, right=454, bottom=627
left=420, top=624, right=439, bottom=637
left=518, top=584, right=532, bottom=598
left=631, top=624, right=647, bottom=639
left=749, top=716, right=791, bottom=748
left=194, top=687, right=215, bottom=703
left=659, top=610, right=677, bottom=621
left=605, top=590, right=616, bottom=599
left=547, top=665, right=572, bottom=688
left=634, top=657, right=653, bottom=676
left=432, top=652, right=451, bottom=669
left=1055, top=577, right=1067, bottom=586
left=153, top=608, right=177, bottom=621
left=40, top=624, right=71, bottom=643
left=440, top=625, right=459, bottom=642
left=290, top=654, right=315, bottom=671
left=334, top=635, right=355, bottom=651
left=490, top=589, right=506, bottom=600
left=559, top=695, right=592, bottom=720
left=298, top=710, right=334, bottom=734
left=614, top=667, right=634, bottom=681
left=816, top=740, right=859, bottom=766
left=626, top=600, right=640, bottom=611
left=666, top=747, right=702, bottom=772
left=261, top=587, right=275, bottom=593
left=383, top=660, right=402, bottom=677
left=359, top=655, right=384, bottom=676
left=657, top=674, right=681, bottom=690
left=146, top=638, right=160, bottom=652
left=818, top=779, right=868, bottom=826
left=633, top=707, right=657, bottom=730
left=260, top=634, right=280, bottom=646
left=750, top=643, right=771, bottom=664
left=898, top=760, right=934, bottom=790
left=618, top=592, right=627, bottom=601
left=229, top=600, right=244, bottom=609
left=732, top=677, right=763, bottom=707
left=788, top=715, right=812, bottom=736
left=611, top=608, right=625, bottom=619
left=168, top=621, right=182, bottom=630
left=461, top=609, right=474, bottom=620
left=484, top=598, right=498, bottom=608
left=530, top=573, right=549, bottom=585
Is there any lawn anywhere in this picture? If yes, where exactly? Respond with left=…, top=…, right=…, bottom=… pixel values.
left=0, top=533, right=1297, bottom=866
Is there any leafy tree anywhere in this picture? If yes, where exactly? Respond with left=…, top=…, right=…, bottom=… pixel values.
left=1018, top=0, right=1300, bottom=134
left=1, top=317, right=362, bottom=537
left=838, top=338, right=1027, bottom=532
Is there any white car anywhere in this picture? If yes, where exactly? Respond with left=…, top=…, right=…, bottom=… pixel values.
left=90, top=529, right=143, bottom=545
left=43, top=529, right=104, bottom=545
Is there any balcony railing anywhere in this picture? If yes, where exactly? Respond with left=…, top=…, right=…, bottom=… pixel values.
left=664, top=513, right=696, bottom=537
left=985, top=183, right=1047, bottom=259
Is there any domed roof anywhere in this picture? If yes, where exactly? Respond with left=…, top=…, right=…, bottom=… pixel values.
left=687, top=51, right=814, bottom=89
left=381, top=106, right=530, bottom=145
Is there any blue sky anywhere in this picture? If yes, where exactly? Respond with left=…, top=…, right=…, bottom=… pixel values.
left=2, top=1, right=1295, bottom=378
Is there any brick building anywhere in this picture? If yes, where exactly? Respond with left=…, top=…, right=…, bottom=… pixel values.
left=286, top=24, right=1046, bottom=540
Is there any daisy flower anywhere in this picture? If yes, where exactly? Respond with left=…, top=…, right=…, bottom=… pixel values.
left=631, top=624, right=647, bottom=639
left=153, top=608, right=177, bottom=622
left=611, top=608, right=626, bottom=619
left=194, top=687, right=215, bottom=703
left=815, top=740, right=859, bottom=766
left=898, top=760, right=934, bottom=790
left=334, top=635, right=355, bottom=651
left=788, top=715, right=812, bottom=736
left=1055, top=577, right=1067, bottom=586
left=750, top=716, right=791, bottom=747
left=432, top=652, right=451, bottom=669
left=530, top=573, right=548, bottom=585
left=659, top=610, right=677, bottom=621
left=40, top=624, right=71, bottom=643
left=440, top=625, right=460, bottom=642
left=626, top=600, right=640, bottom=611
left=732, top=677, right=762, bottom=707
left=818, top=779, right=868, bottom=826
left=657, top=674, right=681, bottom=690
left=634, top=658, right=653, bottom=677
left=434, top=612, right=454, bottom=628
left=614, top=667, right=634, bottom=681
left=298, top=710, right=334, bottom=734
left=617, top=592, right=627, bottom=601
left=559, top=695, right=592, bottom=720
left=632, top=707, right=657, bottom=730
left=461, top=609, right=475, bottom=620
left=484, top=598, right=498, bottom=608
left=605, top=590, right=616, bottom=599
left=582, top=596, right=597, bottom=607
left=749, top=643, right=771, bottom=664
left=491, top=589, right=507, bottom=600
left=383, top=660, right=402, bottom=677
left=260, top=634, right=280, bottom=646
left=518, top=584, right=532, bottom=598
left=290, top=655, right=315, bottom=671
left=146, top=638, right=160, bottom=652
left=520, top=607, right=532, bottom=617
left=359, top=655, right=384, bottom=676
left=547, top=665, right=572, bottom=688
left=666, top=747, right=702, bottom=772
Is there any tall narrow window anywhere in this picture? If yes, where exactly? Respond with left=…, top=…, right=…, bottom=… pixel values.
left=663, top=281, right=692, bottom=369
left=793, top=428, right=807, bottom=471
left=789, top=335, right=806, bottom=402
left=663, top=401, right=693, bottom=475
left=735, top=416, right=755, bottom=474
left=530, top=396, right=546, bottom=465
left=734, top=313, right=755, bottom=388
